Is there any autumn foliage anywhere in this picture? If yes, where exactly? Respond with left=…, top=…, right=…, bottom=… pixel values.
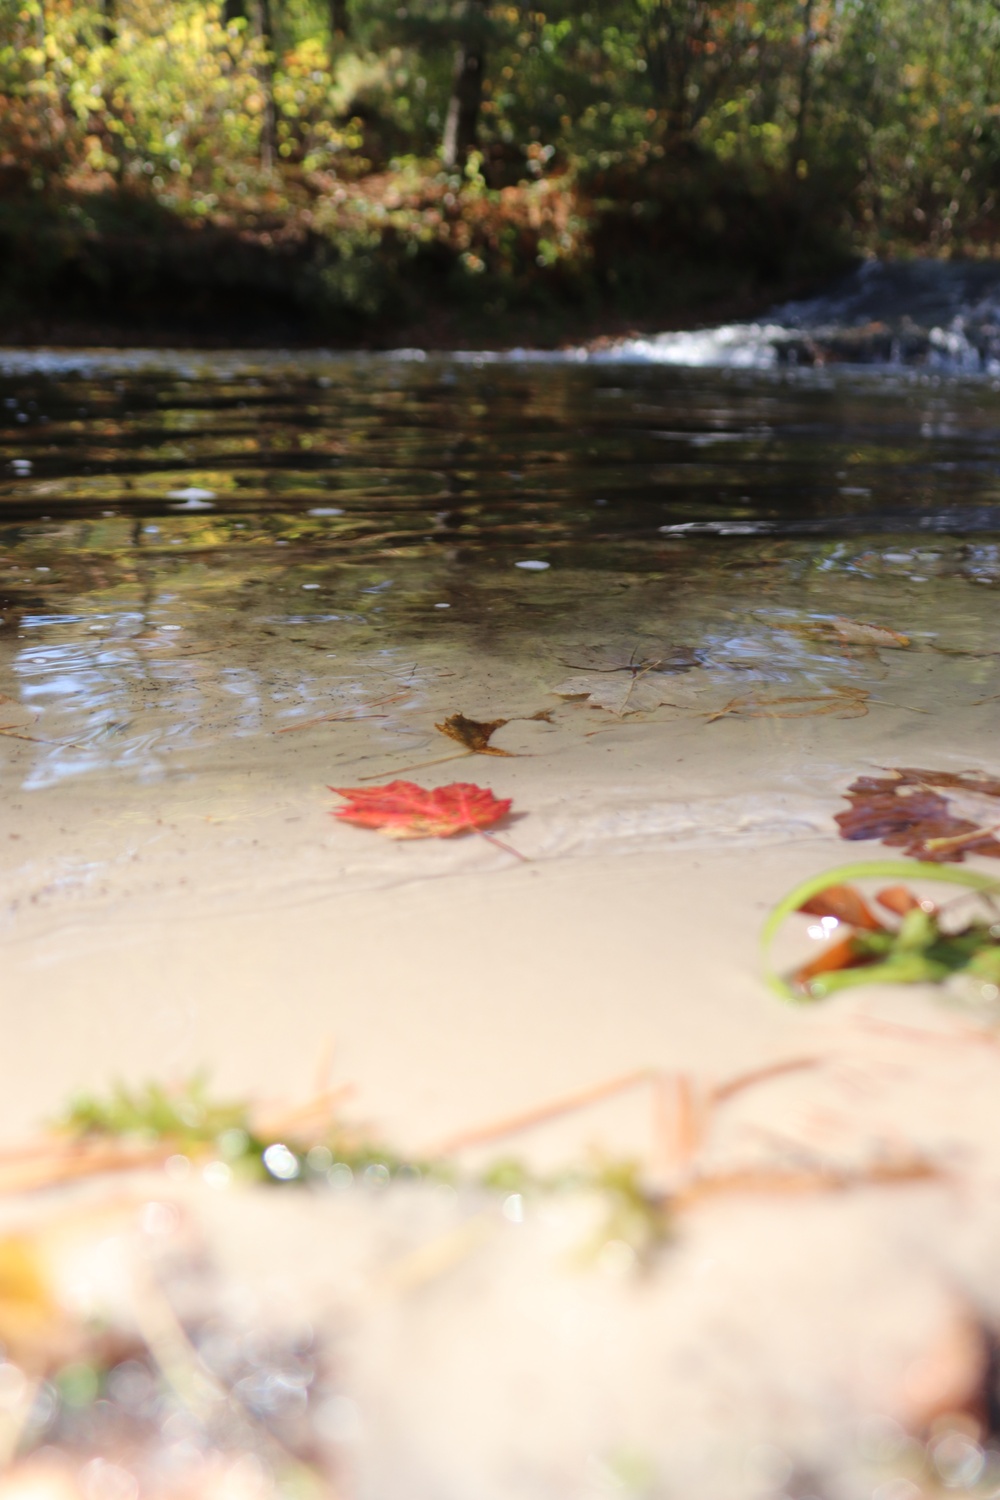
left=330, top=780, right=512, bottom=839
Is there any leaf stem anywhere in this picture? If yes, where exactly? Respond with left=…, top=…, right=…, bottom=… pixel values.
left=478, top=829, right=530, bottom=862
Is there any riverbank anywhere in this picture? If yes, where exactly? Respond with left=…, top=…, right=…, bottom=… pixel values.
left=0, top=173, right=851, bottom=351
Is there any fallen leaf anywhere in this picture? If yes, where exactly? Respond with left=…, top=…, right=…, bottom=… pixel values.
left=837, top=768, right=1000, bottom=862
left=330, top=780, right=513, bottom=839
left=829, top=616, right=910, bottom=649
left=876, top=884, right=930, bottom=917
left=793, top=932, right=875, bottom=987
left=704, top=685, right=870, bottom=723
left=762, top=860, right=1000, bottom=1000
left=769, top=615, right=910, bottom=651
left=800, top=884, right=884, bottom=930
left=434, top=713, right=511, bottom=755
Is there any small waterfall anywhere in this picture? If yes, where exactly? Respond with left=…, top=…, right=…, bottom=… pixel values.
left=598, top=258, right=1000, bottom=370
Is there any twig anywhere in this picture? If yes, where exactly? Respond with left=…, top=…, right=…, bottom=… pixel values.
left=276, top=713, right=389, bottom=735
left=252, top=1084, right=356, bottom=1144
left=355, top=750, right=472, bottom=780
left=428, top=1069, right=653, bottom=1157
left=650, top=1074, right=673, bottom=1177
left=274, top=689, right=409, bottom=734
left=673, top=1156, right=941, bottom=1211
left=0, top=1140, right=174, bottom=1195
left=710, top=1056, right=822, bottom=1107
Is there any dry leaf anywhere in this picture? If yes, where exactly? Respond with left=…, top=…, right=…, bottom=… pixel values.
left=829, top=616, right=910, bottom=649
left=837, top=768, right=1000, bottom=862
left=434, top=713, right=511, bottom=755
left=769, top=615, right=910, bottom=651
left=799, top=884, right=884, bottom=930
left=330, top=780, right=512, bottom=839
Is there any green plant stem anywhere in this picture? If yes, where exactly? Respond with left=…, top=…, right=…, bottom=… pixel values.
left=761, top=860, right=1000, bottom=1001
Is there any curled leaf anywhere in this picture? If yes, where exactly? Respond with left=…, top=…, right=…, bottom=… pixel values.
left=799, top=884, right=884, bottom=931
left=829, top=616, right=910, bottom=649
left=435, top=713, right=511, bottom=755
left=876, top=885, right=928, bottom=917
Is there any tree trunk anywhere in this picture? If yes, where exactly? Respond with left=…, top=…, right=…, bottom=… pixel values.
left=442, top=2, right=486, bottom=167
left=97, top=0, right=114, bottom=47
left=252, top=0, right=277, bottom=171
left=330, top=0, right=349, bottom=42
left=791, top=0, right=814, bottom=173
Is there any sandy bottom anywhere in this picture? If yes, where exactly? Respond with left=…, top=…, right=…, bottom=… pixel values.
left=5, top=551, right=1000, bottom=1496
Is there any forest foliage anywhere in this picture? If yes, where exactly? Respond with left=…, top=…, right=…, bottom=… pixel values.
left=1, top=0, right=999, bottom=337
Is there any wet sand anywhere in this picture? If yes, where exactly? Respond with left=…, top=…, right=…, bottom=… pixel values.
left=4, top=595, right=1000, bottom=1495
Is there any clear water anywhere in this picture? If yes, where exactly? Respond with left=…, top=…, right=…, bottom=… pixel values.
left=3, top=350, right=1000, bottom=796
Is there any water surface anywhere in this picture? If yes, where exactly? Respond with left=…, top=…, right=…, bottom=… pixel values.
left=2, top=353, right=1000, bottom=809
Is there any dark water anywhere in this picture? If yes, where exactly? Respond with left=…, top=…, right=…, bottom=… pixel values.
left=3, top=353, right=1000, bottom=788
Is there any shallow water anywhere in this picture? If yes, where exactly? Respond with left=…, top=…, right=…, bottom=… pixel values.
left=2, top=356, right=1000, bottom=794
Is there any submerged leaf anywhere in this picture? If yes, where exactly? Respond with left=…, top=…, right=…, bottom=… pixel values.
left=434, top=712, right=511, bottom=755
left=330, top=780, right=513, bottom=839
left=771, top=615, right=911, bottom=651
left=704, top=685, right=870, bottom=723
left=829, top=616, right=910, bottom=649
left=837, top=768, right=1000, bottom=862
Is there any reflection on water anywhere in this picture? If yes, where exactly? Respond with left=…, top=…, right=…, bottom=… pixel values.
left=3, top=356, right=1000, bottom=789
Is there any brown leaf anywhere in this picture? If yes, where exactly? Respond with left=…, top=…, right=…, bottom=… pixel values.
left=876, top=885, right=928, bottom=916
left=793, top=934, right=871, bottom=987
left=800, top=885, right=885, bottom=930
left=829, top=616, right=910, bottom=649
left=434, top=712, right=511, bottom=755
left=773, top=616, right=910, bottom=651
left=836, top=768, right=1000, bottom=862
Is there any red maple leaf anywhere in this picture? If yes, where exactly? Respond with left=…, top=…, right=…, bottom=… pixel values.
left=329, top=780, right=513, bottom=839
